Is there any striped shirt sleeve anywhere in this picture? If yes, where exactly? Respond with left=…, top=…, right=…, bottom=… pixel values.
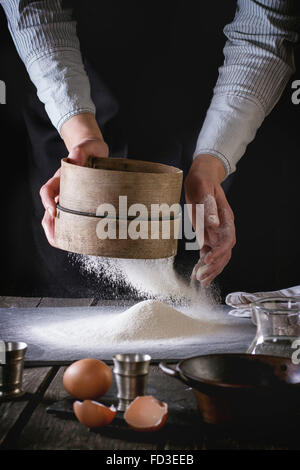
left=194, top=0, right=300, bottom=176
left=1, top=0, right=96, bottom=132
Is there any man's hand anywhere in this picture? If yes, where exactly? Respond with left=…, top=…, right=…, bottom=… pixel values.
left=39, top=113, right=108, bottom=246
left=185, top=154, right=236, bottom=287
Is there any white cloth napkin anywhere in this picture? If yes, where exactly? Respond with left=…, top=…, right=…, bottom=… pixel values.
left=226, top=285, right=300, bottom=318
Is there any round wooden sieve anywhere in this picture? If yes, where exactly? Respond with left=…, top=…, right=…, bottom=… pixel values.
left=54, top=157, right=183, bottom=259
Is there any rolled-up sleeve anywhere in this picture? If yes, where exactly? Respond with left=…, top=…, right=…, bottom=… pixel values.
left=194, top=0, right=300, bottom=176
left=1, top=0, right=96, bottom=132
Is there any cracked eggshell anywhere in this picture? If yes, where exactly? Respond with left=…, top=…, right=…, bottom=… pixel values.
left=73, top=400, right=116, bottom=428
left=124, top=395, right=168, bottom=432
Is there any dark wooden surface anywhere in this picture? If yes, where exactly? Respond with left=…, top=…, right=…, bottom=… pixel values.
left=0, top=296, right=299, bottom=451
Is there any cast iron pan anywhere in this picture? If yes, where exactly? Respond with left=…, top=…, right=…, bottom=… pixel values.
left=160, top=354, right=300, bottom=425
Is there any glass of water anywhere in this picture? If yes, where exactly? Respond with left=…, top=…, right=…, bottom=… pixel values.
left=248, top=297, right=300, bottom=359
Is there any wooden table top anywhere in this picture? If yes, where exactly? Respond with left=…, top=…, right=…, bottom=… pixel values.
left=0, top=296, right=299, bottom=451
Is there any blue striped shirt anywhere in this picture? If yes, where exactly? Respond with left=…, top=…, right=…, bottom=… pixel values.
left=1, top=0, right=300, bottom=175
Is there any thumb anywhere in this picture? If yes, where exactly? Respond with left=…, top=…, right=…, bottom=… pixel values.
left=191, top=246, right=211, bottom=281
left=67, top=145, right=88, bottom=166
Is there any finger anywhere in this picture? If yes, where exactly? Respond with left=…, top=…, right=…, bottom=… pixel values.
left=204, top=238, right=234, bottom=267
left=39, top=169, right=60, bottom=217
left=200, top=253, right=231, bottom=285
left=204, top=237, right=233, bottom=265
left=200, top=194, right=221, bottom=248
left=200, top=275, right=214, bottom=287
left=204, top=210, right=235, bottom=264
left=67, top=140, right=109, bottom=166
left=188, top=195, right=220, bottom=250
left=200, top=266, right=223, bottom=287
left=201, top=247, right=232, bottom=277
left=200, top=264, right=222, bottom=284
left=40, top=185, right=58, bottom=217
left=191, top=246, right=211, bottom=281
left=204, top=188, right=234, bottom=251
left=200, top=252, right=231, bottom=281
left=192, top=259, right=211, bottom=282
left=195, top=263, right=210, bottom=282
left=201, top=271, right=221, bottom=287
left=41, top=211, right=56, bottom=247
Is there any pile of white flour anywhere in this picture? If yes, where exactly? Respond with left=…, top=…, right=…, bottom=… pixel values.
left=99, top=299, right=213, bottom=342
left=32, top=299, right=224, bottom=348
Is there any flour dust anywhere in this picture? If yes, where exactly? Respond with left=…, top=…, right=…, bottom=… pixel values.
left=69, top=253, right=219, bottom=306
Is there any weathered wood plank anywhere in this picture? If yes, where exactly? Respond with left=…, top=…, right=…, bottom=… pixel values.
left=38, top=298, right=94, bottom=308
left=0, top=297, right=41, bottom=308
left=0, top=367, right=54, bottom=447
left=16, top=367, right=158, bottom=450
left=150, top=366, right=202, bottom=451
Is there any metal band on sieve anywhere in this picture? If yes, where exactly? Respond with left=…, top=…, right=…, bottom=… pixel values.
left=56, top=204, right=181, bottom=221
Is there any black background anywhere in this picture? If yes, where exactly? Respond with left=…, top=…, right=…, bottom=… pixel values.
left=0, top=0, right=299, bottom=299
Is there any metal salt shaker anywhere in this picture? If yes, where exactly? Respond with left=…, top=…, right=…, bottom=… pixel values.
left=112, top=353, right=151, bottom=411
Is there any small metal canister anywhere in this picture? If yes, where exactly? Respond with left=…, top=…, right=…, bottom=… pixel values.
left=113, top=353, right=151, bottom=411
left=0, top=341, right=27, bottom=399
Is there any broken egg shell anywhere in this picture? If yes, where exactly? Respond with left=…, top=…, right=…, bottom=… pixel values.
left=73, top=400, right=117, bottom=428
left=124, top=395, right=168, bottom=432
left=63, top=358, right=112, bottom=399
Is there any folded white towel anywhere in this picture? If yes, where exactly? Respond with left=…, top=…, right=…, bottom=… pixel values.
left=226, top=285, right=300, bottom=318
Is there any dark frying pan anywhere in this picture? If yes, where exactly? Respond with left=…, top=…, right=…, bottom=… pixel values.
left=159, top=354, right=300, bottom=425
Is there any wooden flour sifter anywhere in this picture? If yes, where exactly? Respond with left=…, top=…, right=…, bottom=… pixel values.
left=54, top=156, right=183, bottom=259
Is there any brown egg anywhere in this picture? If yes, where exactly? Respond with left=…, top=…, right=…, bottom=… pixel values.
left=73, top=400, right=116, bottom=428
left=63, top=358, right=112, bottom=399
left=124, top=395, right=168, bottom=432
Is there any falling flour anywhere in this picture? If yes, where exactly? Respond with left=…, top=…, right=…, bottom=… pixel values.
left=70, top=253, right=218, bottom=305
